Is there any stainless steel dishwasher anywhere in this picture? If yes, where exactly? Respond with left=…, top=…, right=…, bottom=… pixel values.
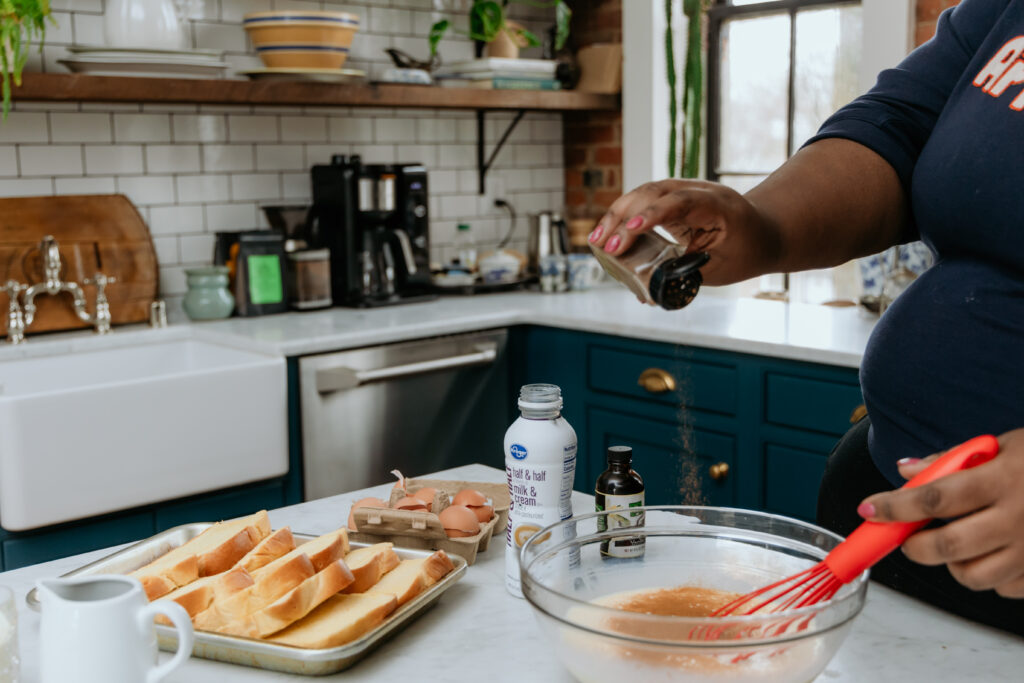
left=298, top=329, right=509, bottom=499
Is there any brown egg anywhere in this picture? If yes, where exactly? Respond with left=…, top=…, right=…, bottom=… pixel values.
left=452, top=489, right=488, bottom=507
left=348, top=497, right=387, bottom=530
left=439, top=505, right=481, bottom=538
left=412, top=487, right=438, bottom=511
left=394, top=496, right=428, bottom=512
left=470, top=504, right=494, bottom=523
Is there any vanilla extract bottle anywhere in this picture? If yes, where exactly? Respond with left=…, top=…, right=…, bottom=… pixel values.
left=595, top=446, right=645, bottom=559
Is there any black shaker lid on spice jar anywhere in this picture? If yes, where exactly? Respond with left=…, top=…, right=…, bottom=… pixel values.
left=607, top=445, right=633, bottom=464
left=649, top=252, right=710, bottom=311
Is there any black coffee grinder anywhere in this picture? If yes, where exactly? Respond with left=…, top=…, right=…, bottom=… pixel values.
left=310, top=155, right=434, bottom=307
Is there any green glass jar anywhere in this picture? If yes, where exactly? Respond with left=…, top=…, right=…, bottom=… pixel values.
left=183, top=266, right=235, bottom=320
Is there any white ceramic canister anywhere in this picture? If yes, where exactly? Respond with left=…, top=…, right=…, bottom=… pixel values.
left=104, top=0, right=188, bottom=50
left=504, top=383, right=577, bottom=597
left=37, top=574, right=194, bottom=683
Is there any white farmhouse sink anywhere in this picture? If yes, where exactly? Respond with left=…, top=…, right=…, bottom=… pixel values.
left=0, top=339, right=287, bottom=531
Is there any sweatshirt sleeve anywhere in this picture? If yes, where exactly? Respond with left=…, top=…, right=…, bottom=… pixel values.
left=804, top=0, right=1011, bottom=192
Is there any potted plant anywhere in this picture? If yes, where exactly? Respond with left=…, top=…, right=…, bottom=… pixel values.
left=429, top=0, right=571, bottom=61
left=0, top=0, right=51, bottom=119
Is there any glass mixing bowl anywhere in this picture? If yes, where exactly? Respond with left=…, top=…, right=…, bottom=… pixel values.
left=520, top=507, right=868, bottom=683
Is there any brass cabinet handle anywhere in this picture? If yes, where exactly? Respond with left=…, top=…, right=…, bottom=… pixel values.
left=849, top=404, right=867, bottom=424
left=638, top=368, right=677, bottom=394
left=709, top=462, right=730, bottom=481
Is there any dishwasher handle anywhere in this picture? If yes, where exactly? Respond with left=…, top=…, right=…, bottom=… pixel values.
left=316, top=342, right=499, bottom=393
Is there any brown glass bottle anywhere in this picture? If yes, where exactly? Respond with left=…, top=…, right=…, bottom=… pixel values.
left=595, top=446, right=645, bottom=558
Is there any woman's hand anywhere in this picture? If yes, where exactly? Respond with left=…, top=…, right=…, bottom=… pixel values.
left=857, top=429, right=1024, bottom=598
left=586, top=179, right=781, bottom=286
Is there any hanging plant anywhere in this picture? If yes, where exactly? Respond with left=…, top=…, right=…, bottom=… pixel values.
left=666, top=0, right=707, bottom=178
left=428, top=0, right=571, bottom=58
left=0, top=0, right=51, bottom=120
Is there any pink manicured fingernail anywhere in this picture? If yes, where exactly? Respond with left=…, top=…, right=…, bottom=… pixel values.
left=897, top=457, right=920, bottom=467
left=589, top=226, right=604, bottom=243
left=604, top=235, right=621, bottom=253
left=857, top=502, right=876, bottom=519
left=626, top=216, right=644, bottom=230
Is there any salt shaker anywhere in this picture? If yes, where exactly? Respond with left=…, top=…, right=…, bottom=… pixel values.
left=590, top=228, right=709, bottom=310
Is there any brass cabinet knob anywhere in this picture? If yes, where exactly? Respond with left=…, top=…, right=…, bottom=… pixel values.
left=849, top=404, right=867, bottom=424
left=709, top=462, right=730, bottom=481
left=638, top=368, right=677, bottom=394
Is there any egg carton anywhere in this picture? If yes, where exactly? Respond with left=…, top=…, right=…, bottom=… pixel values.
left=348, top=479, right=509, bottom=565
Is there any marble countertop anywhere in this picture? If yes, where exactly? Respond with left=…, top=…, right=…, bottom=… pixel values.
left=2, top=464, right=1020, bottom=682
left=0, top=289, right=879, bottom=368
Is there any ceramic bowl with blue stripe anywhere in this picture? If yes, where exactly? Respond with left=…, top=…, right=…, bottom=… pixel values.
left=243, top=11, right=359, bottom=69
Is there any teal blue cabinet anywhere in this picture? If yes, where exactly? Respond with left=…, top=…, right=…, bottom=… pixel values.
left=513, top=326, right=861, bottom=523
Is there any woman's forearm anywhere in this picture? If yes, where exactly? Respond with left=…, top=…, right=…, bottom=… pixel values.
left=745, top=138, right=912, bottom=274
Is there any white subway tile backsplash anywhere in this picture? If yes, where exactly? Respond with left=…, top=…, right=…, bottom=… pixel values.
left=222, top=0, right=271, bottom=21
left=438, top=144, right=475, bottom=169
left=47, top=12, right=75, bottom=45
left=206, top=202, right=259, bottom=232
left=194, top=22, right=248, bottom=52
left=149, top=205, right=205, bottom=235
left=146, top=145, right=202, bottom=173
left=173, top=114, right=228, bottom=143
left=152, top=236, right=179, bottom=266
left=51, top=113, right=112, bottom=143
left=0, top=178, right=53, bottom=197
left=514, top=144, right=549, bottom=167
left=396, top=145, right=437, bottom=167
left=256, top=144, right=304, bottom=171
left=350, top=144, right=395, bottom=164
left=179, top=234, right=216, bottom=263
left=230, top=173, right=279, bottom=201
left=228, top=115, right=278, bottom=142
left=369, top=7, right=413, bottom=34
left=281, top=116, right=327, bottom=143
left=202, top=144, right=254, bottom=172
left=85, top=145, right=144, bottom=175
left=329, top=117, right=373, bottom=143
left=430, top=169, right=458, bottom=194
left=374, top=118, right=417, bottom=143
left=113, top=114, right=172, bottom=143
left=0, top=146, right=18, bottom=176
left=417, top=118, right=456, bottom=144
left=176, top=174, right=231, bottom=204
left=0, top=114, right=49, bottom=144
left=159, top=265, right=187, bottom=296
left=55, top=175, right=116, bottom=194
left=71, top=11, right=105, bottom=45
left=19, top=146, right=83, bottom=176
left=281, top=172, right=311, bottom=200
left=117, top=175, right=176, bottom=206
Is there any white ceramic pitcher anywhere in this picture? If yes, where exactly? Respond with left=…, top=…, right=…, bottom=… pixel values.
left=103, top=0, right=188, bottom=50
left=36, top=575, right=194, bottom=683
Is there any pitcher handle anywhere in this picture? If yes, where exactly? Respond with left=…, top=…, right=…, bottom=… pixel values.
left=138, top=601, right=194, bottom=683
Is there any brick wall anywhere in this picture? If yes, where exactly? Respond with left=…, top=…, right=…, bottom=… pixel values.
left=563, top=0, right=622, bottom=223
left=915, top=0, right=962, bottom=46
left=3, top=0, right=563, bottom=301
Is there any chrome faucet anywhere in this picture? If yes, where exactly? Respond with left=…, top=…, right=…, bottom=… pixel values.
left=12, top=235, right=117, bottom=343
left=1, top=280, right=27, bottom=345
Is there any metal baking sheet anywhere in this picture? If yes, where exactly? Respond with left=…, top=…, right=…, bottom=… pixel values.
left=26, top=523, right=467, bottom=675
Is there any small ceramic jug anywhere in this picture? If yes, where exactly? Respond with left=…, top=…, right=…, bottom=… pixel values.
left=183, top=266, right=235, bottom=320
left=37, top=575, right=194, bottom=683
left=104, top=0, right=188, bottom=50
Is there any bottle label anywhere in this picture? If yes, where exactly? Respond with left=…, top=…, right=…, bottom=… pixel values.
left=596, top=492, right=645, bottom=558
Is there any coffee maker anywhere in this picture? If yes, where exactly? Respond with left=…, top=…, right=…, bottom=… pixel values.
left=310, top=156, right=434, bottom=307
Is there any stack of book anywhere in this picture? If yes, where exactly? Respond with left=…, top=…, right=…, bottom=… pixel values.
left=433, top=58, right=560, bottom=90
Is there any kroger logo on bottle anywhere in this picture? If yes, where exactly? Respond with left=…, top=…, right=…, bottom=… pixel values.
left=510, top=444, right=528, bottom=460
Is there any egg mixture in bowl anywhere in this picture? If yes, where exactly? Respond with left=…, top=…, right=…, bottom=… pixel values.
left=519, top=507, right=868, bottom=683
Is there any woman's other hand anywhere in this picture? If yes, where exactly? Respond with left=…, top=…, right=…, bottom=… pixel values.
left=857, top=429, right=1024, bottom=598
left=586, top=179, right=780, bottom=286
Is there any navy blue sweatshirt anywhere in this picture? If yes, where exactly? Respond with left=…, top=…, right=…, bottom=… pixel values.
left=807, top=0, right=1024, bottom=486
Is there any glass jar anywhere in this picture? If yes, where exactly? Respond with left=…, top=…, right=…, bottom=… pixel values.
left=183, top=266, right=235, bottom=320
left=590, top=228, right=709, bottom=310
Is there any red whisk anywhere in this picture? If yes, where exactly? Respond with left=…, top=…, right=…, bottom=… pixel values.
left=707, top=435, right=1000, bottom=634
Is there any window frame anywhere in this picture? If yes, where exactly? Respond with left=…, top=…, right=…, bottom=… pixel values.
left=706, top=0, right=862, bottom=183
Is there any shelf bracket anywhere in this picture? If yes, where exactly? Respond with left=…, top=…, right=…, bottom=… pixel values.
left=477, top=109, right=526, bottom=195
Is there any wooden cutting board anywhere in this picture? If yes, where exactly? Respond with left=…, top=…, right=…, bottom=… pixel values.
left=0, top=194, right=158, bottom=338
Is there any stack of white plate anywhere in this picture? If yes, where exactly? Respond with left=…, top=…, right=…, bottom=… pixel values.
left=59, top=45, right=229, bottom=79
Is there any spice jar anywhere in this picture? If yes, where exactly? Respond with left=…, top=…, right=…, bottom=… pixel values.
left=589, top=228, right=709, bottom=310
left=288, top=249, right=332, bottom=310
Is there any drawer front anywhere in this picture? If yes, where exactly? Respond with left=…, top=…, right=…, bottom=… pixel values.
left=587, top=407, right=736, bottom=507
left=589, top=346, right=738, bottom=415
left=763, top=443, right=830, bottom=522
left=155, top=481, right=286, bottom=532
left=2, top=511, right=154, bottom=570
left=764, top=372, right=862, bottom=436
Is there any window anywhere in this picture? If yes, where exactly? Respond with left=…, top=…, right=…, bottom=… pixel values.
left=706, top=0, right=863, bottom=301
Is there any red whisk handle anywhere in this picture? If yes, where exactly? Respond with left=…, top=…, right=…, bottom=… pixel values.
left=824, top=435, right=1000, bottom=584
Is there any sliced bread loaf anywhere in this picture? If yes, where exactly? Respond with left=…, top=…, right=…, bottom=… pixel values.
left=366, top=550, right=454, bottom=606
left=268, top=593, right=398, bottom=650
left=233, top=527, right=295, bottom=574
left=342, top=543, right=401, bottom=594
left=158, top=567, right=254, bottom=620
left=252, top=528, right=348, bottom=581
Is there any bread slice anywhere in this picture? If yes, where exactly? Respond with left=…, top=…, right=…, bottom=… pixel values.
left=158, top=567, right=254, bottom=621
left=268, top=593, right=398, bottom=650
left=219, top=559, right=356, bottom=638
left=193, top=552, right=315, bottom=632
left=366, top=550, right=455, bottom=606
left=130, top=510, right=271, bottom=600
left=252, top=528, right=348, bottom=581
left=233, top=527, right=295, bottom=574
left=342, top=543, right=401, bottom=594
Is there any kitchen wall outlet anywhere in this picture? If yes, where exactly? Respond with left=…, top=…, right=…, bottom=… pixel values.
left=583, top=169, right=604, bottom=189
left=479, top=175, right=507, bottom=215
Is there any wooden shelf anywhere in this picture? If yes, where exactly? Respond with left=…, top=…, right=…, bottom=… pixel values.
left=14, top=73, right=619, bottom=112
